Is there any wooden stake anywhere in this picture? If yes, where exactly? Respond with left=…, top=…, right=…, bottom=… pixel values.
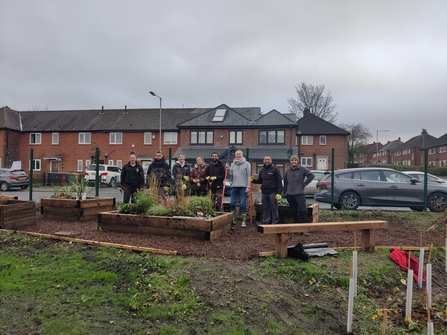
left=381, top=309, right=387, bottom=335
left=354, top=232, right=357, bottom=249
left=420, top=232, right=422, bottom=247
left=428, top=244, right=433, bottom=264
left=407, top=251, right=411, bottom=271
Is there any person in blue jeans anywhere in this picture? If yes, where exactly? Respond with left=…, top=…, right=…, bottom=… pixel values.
left=227, top=150, right=251, bottom=229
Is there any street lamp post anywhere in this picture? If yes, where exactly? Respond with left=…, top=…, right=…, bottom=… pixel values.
left=376, top=129, right=390, bottom=164
left=149, top=91, right=162, bottom=152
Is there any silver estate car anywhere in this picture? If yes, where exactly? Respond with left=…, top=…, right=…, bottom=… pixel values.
left=314, top=167, right=447, bottom=212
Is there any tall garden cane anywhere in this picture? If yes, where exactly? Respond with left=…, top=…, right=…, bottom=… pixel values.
left=249, top=182, right=253, bottom=224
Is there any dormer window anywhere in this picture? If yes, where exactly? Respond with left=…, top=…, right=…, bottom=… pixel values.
left=212, top=109, right=227, bottom=122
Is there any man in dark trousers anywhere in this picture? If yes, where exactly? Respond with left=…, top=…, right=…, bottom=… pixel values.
left=120, top=151, right=145, bottom=203
left=283, top=155, right=314, bottom=223
left=147, top=151, right=171, bottom=197
left=251, top=155, right=283, bottom=224
left=204, top=152, right=226, bottom=210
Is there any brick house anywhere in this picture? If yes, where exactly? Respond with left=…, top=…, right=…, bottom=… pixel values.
left=0, top=104, right=350, bottom=182
left=391, top=129, right=438, bottom=165
left=429, top=133, right=447, bottom=167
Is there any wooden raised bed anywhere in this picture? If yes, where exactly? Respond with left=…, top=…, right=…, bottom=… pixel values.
left=0, top=199, right=36, bottom=229
left=255, top=203, right=319, bottom=224
left=98, top=211, right=233, bottom=241
left=41, top=197, right=116, bottom=222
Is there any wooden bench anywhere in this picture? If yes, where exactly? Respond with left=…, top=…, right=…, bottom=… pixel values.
left=257, top=220, right=389, bottom=259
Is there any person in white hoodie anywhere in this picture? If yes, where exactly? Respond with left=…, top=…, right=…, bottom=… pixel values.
left=227, top=150, right=251, bottom=228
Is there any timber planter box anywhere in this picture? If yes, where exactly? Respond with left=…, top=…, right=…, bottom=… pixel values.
left=41, top=197, right=116, bottom=222
left=255, top=203, right=319, bottom=224
left=0, top=199, right=36, bottom=229
left=97, top=211, right=233, bottom=241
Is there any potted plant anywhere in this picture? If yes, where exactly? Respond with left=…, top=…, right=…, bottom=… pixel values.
left=70, top=177, right=92, bottom=200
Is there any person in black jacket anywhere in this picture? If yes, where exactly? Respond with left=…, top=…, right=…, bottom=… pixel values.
left=120, top=151, right=145, bottom=203
left=147, top=151, right=171, bottom=197
left=204, top=152, right=226, bottom=210
left=171, top=153, right=191, bottom=194
left=251, top=155, right=283, bottom=224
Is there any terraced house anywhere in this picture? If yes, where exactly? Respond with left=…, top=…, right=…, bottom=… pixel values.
left=0, top=105, right=350, bottom=182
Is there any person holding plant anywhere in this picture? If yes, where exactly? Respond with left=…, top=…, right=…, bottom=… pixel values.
left=171, top=153, right=191, bottom=194
left=120, top=151, right=145, bottom=203
left=190, top=156, right=208, bottom=196
left=251, top=155, right=283, bottom=224
left=147, top=151, right=171, bottom=197
left=283, top=155, right=314, bottom=223
left=204, top=152, right=226, bottom=210
left=227, top=150, right=251, bottom=228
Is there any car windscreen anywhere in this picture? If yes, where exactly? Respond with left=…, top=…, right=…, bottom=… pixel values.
left=87, top=165, right=105, bottom=171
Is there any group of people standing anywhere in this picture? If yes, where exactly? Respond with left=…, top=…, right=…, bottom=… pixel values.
left=120, top=150, right=315, bottom=227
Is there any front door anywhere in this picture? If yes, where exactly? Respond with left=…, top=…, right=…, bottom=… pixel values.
left=50, top=160, right=59, bottom=172
left=316, top=156, right=328, bottom=170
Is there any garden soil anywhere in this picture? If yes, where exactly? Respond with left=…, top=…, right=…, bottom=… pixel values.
left=6, top=212, right=447, bottom=334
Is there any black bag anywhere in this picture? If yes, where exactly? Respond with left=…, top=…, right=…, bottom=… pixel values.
left=287, top=242, right=309, bottom=261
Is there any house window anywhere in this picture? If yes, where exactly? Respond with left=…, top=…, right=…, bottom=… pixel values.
left=230, top=131, right=242, bottom=144
left=259, top=130, right=285, bottom=144
left=79, top=132, right=91, bottom=144
left=110, top=132, right=122, bottom=144
left=319, top=135, right=326, bottom=145
left=301, top=136, right=313, bottom=145
left=108, top=160, right=114, bottom=165
left=396, top=150, right=401, bottom=156
left=144, top=132, right=152, bottom=144
left=212, top=109, right=227, bottom=122
left=116, top=160, right=123, bottom=168
left=31, top=159, right=41, bottom=171
left=164, top=132, right=177, bottom=145
left=77, top=160, right=83, bottom=171
left=52, top=133, right=59, bottom=145
left=428, top=148, right=436, bottom=154
left=191, top=131, right=213, bottom=144
left=30, top=133, right=41, bottom=144
left=301, top=157, right=312, bottom=167
left=439, top=145, right=446, bottom=153
left=440, top=160, right=446, bottom=167
left=85, top=159, right=91, bottom=168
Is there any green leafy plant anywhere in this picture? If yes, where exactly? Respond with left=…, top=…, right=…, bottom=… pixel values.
left=70, top=177, right=92, bottom=200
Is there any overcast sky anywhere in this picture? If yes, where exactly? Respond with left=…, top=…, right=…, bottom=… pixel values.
left=1, top=0, right=446, bottom=143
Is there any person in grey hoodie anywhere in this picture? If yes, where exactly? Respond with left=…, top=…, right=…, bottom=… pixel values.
left=227, top=150, right=251, bottom=228
left=283, top=155, right=314, bottom=223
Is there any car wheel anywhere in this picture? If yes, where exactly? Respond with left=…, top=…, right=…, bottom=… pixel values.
left=109, top=178, right=117, bottom=188
left=340, top=191, right=360, bottom=210
left=409, top=206, right=424, bottom=212
left=0, top=182, right=10, bottom=191
left=20, top=185, right=29, bottom=189
left=428, top=192, right=447, bottom=212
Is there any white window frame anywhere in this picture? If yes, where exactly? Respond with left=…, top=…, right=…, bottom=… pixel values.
left=301, top=136, right=313, bottom=145
left=85, top=159, right=91, bottom=168
left=301, top=157, right=312, bottom=167
left=30, top=133, right=41, bottom=144
left=108, top=160, right=114, bottom=165
left=259, top=130, right=285, bottom=144
left=439, top=145, right=446, bottom=153
left=116, top=160, right=123, bottom=168
left=109, top=132, right=123, bottom=144
left=52, top=133, right=59, bottom=145
left=30, top=159, right=41, bottom=171
left=77, top=160, right=83, bottom=171
left=144, top=132, right=152, bottom=144
left=79, top=132, right=91, bottom=144
left=428, top=148, right=436, bottom=154
left=164, top=132, right=177, bottom=145
left=319, top=135, right=326, bottom=145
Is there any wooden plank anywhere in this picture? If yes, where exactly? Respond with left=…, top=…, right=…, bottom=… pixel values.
left=78, top=198, right=116, bottom=209
left=206, top=223, right=231, bottom=241
left=98, top=223, right=208, bottom=239
left=258, top=220, right=388, bottom=234
left=1, top=201, right=35, bottom=214
left=361, top=229, right=375, bottom=253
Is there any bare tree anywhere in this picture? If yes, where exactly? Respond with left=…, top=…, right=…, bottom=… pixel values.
left=288, top=82, right=337, bottom=123
left=339, top=123, right=372, bottom=164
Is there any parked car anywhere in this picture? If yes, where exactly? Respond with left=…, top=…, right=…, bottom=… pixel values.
left=403, top=171, right=446, bottom=184
left=305, top=170, right=328, bottom=197
left=84, top=164, right=121, bottom=187
left=314, top=167, right=447, bottom=212
left=0, top=169, right=30, bottom=191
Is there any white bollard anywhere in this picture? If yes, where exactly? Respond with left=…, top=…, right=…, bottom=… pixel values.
left=353, top=250, right=358, bottom=296
left=426, top=264, right=432, bottom=308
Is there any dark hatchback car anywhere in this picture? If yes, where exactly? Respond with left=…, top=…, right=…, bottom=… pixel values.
left=314, top=167, right=447, bottom=212
left=0, top=169, right=30, bottom=191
